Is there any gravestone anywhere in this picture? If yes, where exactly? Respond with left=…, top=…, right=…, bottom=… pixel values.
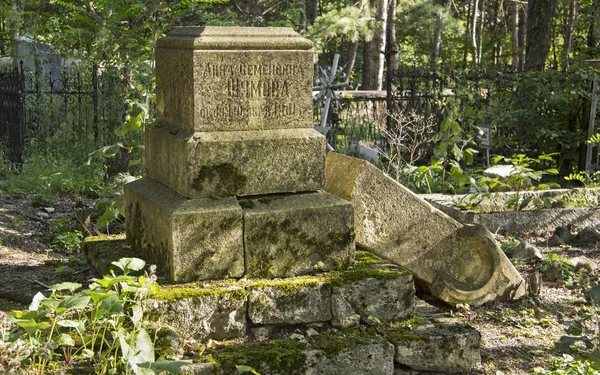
left=14, top=36, right=62, bottom=81
left=125, top=27, right=355, bottom=282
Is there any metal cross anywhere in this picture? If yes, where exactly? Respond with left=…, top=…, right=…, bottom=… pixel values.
left=313, top=54, right=348, bottom=150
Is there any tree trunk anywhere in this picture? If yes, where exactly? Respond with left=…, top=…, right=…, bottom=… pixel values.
left=472, top=0, right=480, bottom=64
left=386, top=0, right=398, bottom=73
left=587, top=0, right=600, bottom=48
left=524, top=0, right=556, bottom=71
left=307, top=0, right=318, bottom=25
left=478, top=0, right=485, bottom=64
left=510, top=0, right=520, bottom=69
left=344, top=41, right=359, bottom=86
left=430, top=22, right=443, bottom=71
left=362, top=0, right=388, bottom=90
left=299, top=0, right=307, bottom=30
left=518, top=3, right=527, bottom=71
left=560, top=0, right=578, bottom=71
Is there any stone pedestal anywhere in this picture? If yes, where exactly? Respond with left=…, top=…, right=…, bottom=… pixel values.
left=125, top=26, right=355, bottom=283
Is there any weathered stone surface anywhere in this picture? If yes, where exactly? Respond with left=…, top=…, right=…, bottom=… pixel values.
left=124, top=177, right=244, bottom=283
left=426, top=189, right=600, bottom=234
left=203, top=331, right=395, bottom=375
left=325, top=152, right=525, bottom=306
left=82, top=234, right=138, bottom=276
left=243, top=192, right=355, bottom=278
left=332, top=264, right=414, bottom=326
left=248, top=279, right=332, bottom=324
left=180, top=363, right=215, bottom=375
left=574, top=227, right=600, bottom=244
left=145, top=125, right=325, bottom=198
left=145, top=286, right=248, bottom=341
left=155, top=27, right=314, bottom=132
left=304, top=336, right=395, bottom=375
left=389, top=317, right=481, bottom=373
left=508, top=239, right=542, bottom=261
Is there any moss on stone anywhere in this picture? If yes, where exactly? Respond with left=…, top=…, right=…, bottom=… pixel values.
left=238, top=199, right=256, bottom=209
left=249, top=275, right=329, bottom=296
left=153, top=285, right=249, bottom=300
left=330, top=267, right=403, bottom=287
left=219, top=216, right=242, bottom=230
left=193, top=163, right=248, bottom=197
left=308, top=327, right=378, bottom=358
left=354, top=250, right=384, bottom=266
left=383, top=329, right=429, bottom=342
left=382, top=318, right=428, bottom=342
left=203, top=339, right=307, bottom=375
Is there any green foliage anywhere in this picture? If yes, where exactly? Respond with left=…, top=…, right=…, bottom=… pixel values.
left=538, top=253, right=575, bottom=285
left=532, top=354, right=600, bottom=374
left=305, top=3, right=375, bottom=50
left=501, top=237, right=521, bottom=253
left=1, top=258, right=191, bottom=374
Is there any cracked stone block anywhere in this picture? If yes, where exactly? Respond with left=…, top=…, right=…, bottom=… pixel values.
left=248, top=279, right=332, bottom=324
left=243, top=192, right=355, bottom=278
left=332, top=264, right=414, bottom=327
left=144, top=286, right=248, bottom=341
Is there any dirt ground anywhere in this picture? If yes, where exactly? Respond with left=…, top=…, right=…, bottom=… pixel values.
left=0, top=193, right=598, bottom=374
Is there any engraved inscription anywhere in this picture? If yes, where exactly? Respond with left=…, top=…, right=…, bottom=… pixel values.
left=199, top=103, right=296, bottom=119
left=198, top=61, right=308, bottom=121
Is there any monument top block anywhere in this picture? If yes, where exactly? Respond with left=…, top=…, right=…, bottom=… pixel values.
left=155, top=26, right=315, bottom=132
left=157, top=26, right=314, bottom=50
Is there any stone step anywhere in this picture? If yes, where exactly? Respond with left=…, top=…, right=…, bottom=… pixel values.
left=83, top=240, right=481, bottom=374
left=175, top=309, right=480, bottom=375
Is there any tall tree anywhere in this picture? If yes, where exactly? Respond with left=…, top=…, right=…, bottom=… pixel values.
left=510, top=0, right=520, bottom=69
left=362, top=0, right=388, bottom=89
left=525, top=0, right=557, bottom=70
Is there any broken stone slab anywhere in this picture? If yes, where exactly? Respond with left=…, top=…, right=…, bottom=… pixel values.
left=155, top=27, right=314, bottom=132
left=506, top=239, right=543, bottom=261
left=331, top=264, right=414, bottom=327
left=325, top=152, right=525, bottom=306
left=248, top=278, right=332, bottom=324
left=145, top=124, right=325, bottom=199
left=144, top=286, right=248, bottom=341
left=242, top=192, right=354, bottom=278
left=385, top=315, right=481, bottom=373
left=124, top=177, right=244, bottom=283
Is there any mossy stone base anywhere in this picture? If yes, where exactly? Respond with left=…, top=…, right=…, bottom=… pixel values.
left=145, top=124, right=325, bottom=199
left=243, top=192, right=355, bottom=278
left=124, top=177, right=244, bottom=283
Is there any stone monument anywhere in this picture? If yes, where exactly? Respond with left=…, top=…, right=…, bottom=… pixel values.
left=125, top=27, right=355, bottom=283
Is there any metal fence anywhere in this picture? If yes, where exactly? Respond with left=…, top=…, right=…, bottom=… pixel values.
left=0, top=62, right=128, bottom=163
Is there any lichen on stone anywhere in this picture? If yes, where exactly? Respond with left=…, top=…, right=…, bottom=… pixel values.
left=192, top=163, right=248, bottom=197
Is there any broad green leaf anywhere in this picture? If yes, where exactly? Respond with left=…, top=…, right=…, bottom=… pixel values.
left=82, top=349, right=95, bottom=358
left=556, top=335, right=594, bottom=352
left=57, top=319, right=80, bottom=328
left=112, top=257, right=146, bottom=272
left=565, top=320, right=583, bottom=336
left=56, top=333, right=75, bottom=347
left=589, top=284, right=600, bottom=303
left=58, top=293, right=91, bottom=311
left=138, top=359, right=193, bottom=374
left=236, top=365, right=261, bottom=374
left=49, top=282, right=82, bottom=292
left=86, top=290, right=117, bottom=304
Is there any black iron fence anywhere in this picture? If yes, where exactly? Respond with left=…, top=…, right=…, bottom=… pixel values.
left=0, top=62, right=128, bottom=164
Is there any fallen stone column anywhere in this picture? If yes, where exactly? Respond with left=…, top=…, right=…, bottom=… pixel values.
left=325, top=152, right=525, bottom=306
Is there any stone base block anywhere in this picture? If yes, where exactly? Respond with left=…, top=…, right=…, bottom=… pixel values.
left=124, top=177, right=244, bottom=283
left=242, top=192, right=354, bottom=278
left=145, top=124, right=325, bottom=198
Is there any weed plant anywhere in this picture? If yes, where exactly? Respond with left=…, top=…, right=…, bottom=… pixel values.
left=0, top=258, right=190, bottom=374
